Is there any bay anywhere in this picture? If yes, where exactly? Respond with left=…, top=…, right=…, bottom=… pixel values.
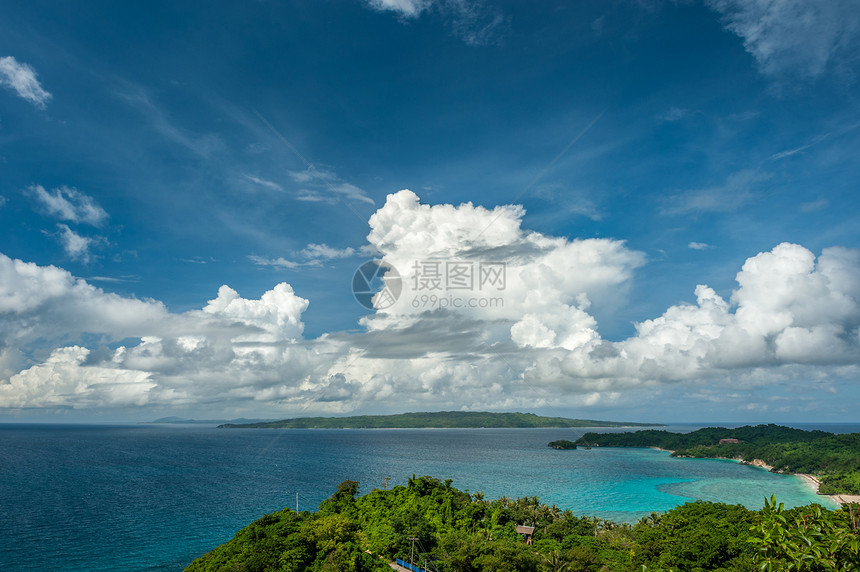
left=0, top=423, right=854, bottom=572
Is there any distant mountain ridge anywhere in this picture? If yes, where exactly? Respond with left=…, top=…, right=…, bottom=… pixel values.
left=217, top=411, right=662, bottom=429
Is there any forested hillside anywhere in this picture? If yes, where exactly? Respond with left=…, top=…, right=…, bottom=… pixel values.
left=574, top=425, right=860, bottom=495
left=186, top=476, right=859, bottom=572
left=218, top=411, right=660, bottom=429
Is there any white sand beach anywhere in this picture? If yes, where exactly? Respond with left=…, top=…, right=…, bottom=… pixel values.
left=795, top=473, right=860, bottom=506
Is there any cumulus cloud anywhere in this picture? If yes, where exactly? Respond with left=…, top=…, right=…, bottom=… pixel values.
left=2, top=191, right=859, bottom=416
left=545, top=243, right=860, bottom=388
left=0, top=251, right=312, bottom=409
left=28, top=185, right=108, bottom=226
left=0, top=56, right=51, bottom=108
left=202, top=283, right=307, bottom=342
left=0, top=253, right=172, bottom=348
left=707, top=0, right=860, bottom=78
left=0, top=346, right=156, bottom=408
left=367, top=190, right=644, bottom=327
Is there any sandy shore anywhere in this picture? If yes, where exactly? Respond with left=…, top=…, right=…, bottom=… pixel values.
left=652, top=452, right=858, bottom=507
left=648, top=446, right=675, bottom=453
left=831, top=494, right=860, bottom=505
left=740, top=461, right=860, bottom=507
left=789, top=472, right=860, bottom=507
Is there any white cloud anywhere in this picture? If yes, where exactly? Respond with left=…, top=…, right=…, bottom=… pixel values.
left=707, top=0, right=860, bottom=78
left=249, top=255, right=301, bottom=270
left=28, top=185, right=108, bottom=226
left=364, top=0, right=508, bottom=46
left=2, top=192, right=859, bottom=417
left=662, top=170, right=770, bottom=215
left=0, top=56, right=51, bottom=109
left=601, top=243, right=860, bottom=377
left=55, top=224, right=99, bottom=262
left=303, top=244, right=352, bottom=259
left=444, top=0, right=509, bottom=47
left=0, top=346, right=156, bottom=408
left=688, top=242, right=711, bottom=250
left=771, top=132, right=833, bottom=160
left=243, top=174, right=283, bottom=192
left=0, top=252, right=313, bottom=409
left=0, top=196, right=6, bottom=208
left=250, top=243, right=374, bottom=270
left=0, top=253, right=172, bottom=347
left=366, top=0, right=432, bottom=18
left=202, top=283, right=307, bottom=342
left=295, top=191, right=328, bottom=202
left=287, top=167, right=374, bottom=205
left=367, top=190, right=644, bottom=325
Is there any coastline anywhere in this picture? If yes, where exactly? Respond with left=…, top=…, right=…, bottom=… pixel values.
left=648, top=446, right=675, bottom=453
left=743, top=460, right=860, bottom=507
left=650, top=449, right=856, bottom=508
left=794, top=473, right=860, bottom=506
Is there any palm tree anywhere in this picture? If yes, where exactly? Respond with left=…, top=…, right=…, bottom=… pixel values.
left=541, top=551, right=569, bottom=572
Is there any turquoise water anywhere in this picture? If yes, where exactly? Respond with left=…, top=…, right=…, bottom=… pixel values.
left=0, top=424, right=849, bottom=571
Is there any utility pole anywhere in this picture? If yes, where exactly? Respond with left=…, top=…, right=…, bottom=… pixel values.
left=408, top=537, right=418, bottom=567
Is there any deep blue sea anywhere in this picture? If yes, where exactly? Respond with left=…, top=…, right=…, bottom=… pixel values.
left=1, top=423, right=857, bottom=572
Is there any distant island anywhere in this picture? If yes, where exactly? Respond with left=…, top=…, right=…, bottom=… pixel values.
left=146, top=417, right=272, bottom=425
left=557, top=424, right=860, bottom=496
left=217, top=411, right=662, bottom=429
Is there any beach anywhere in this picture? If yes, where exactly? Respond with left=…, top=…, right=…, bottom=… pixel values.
left=792, top=472, right=860, bottom=507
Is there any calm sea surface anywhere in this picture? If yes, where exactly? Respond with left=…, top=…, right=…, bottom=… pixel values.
left=1, top=423, right=857, bottom=572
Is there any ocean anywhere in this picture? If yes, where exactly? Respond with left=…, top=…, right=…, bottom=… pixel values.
left=1, top=423, right=856, bottom=571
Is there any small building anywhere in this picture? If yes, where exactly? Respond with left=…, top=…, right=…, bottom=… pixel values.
left=719, top=438, right=739, bottom=444
left=516, top=525, right=535, bottom=545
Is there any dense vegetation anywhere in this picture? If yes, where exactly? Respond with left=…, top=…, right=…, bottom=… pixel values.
left=186, top=476, right=859, bottom=572
left=548, top=440, right=578, bottom=449
left=218, top=412, right=661, bottom=429
left=572, top=425, right=860, bottom=495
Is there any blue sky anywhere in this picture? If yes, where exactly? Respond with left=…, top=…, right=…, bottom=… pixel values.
left=1, top=0, right=859, bottom=423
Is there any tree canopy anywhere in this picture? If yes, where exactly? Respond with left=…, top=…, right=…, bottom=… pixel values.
left=186, top=476, right=859, bottom=572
